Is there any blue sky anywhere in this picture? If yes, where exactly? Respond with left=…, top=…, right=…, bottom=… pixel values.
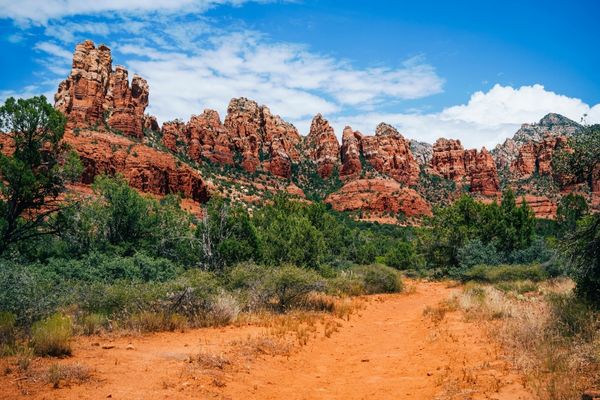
left=0, top=0, right=599, bottom=148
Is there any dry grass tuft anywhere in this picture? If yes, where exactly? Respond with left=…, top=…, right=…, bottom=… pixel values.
left=46, top=363, right=91, bottom=388
left=233, top=335, right=292, bottom=358
left=193, top=351, right=231, bottom=370
left=456, top=278, right=600, bottom=400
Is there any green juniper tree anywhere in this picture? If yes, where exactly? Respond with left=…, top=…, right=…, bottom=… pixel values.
left=0, top=96, right=79, bottom=255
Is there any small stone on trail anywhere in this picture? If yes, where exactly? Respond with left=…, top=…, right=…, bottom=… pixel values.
left=126, top=344, right=135, bottom=350
left=102, top=344, right=115, bottom=350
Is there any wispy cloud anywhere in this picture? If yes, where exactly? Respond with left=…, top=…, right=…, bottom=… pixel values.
left=0, top=0, right=273, bottom=25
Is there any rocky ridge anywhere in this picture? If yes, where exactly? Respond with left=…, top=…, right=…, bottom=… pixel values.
left=48, top=40, right=599, bottom=222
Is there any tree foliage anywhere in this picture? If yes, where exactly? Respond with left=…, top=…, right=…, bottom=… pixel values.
left=0, top=96, right=73, bottom=254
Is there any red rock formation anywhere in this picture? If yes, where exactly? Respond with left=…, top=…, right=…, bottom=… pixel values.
left=187, top=110, right=235, bottom=165
left=55, top=40, right=112, bottom=127
left=161, top=120, right=187, bottom=154
left=142, top=114, right=159, bottom=132
left=465, top=148, right=500, bottom=196
left=222, top=98, right=302, bottom=177
left=304, top=114, right=340, bottom=178
left=55, top=40, right=149, bottom=138
left=511, top=134, right=569, bottom=178
left=107, top=67, right=149, bottom=138
left=431, top=138, right=499, bottom=195
left=518, top=195, right=557, bottom=219
left=261, top=106, right=302, bottom=178
left=361, top=123, right=420, bottom=186
left=66, top=129, right=209, bottom=202
left=325, top=178, right=431, bottom=217
left=339, top=126, right=363, bottom=180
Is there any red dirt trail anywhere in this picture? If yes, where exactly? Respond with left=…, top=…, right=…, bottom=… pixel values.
left=0, top=281, right=531, bottom=399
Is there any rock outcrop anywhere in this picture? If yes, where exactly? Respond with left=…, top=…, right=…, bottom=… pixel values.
left=325, top=178, right=431, bottom=217
left=518, top=195, right=557, bottom=219
left=430, top=138, right=499, bottom=195
left=493, top=113, right=581, bottom=170
left=223, top=98, right=302, bottom=177
left=304, top=114, right=340, bottom=178
left=66, top=130, right=209, bottom=203
left=410, top=140, right=433, bottom=166
left=361, top=123, right=420, bottom=186
left=339, top=126, right=363, bottom=180
left=55, top=40, right=148, bottom=138
left=510, top=134, right=569, bottom=179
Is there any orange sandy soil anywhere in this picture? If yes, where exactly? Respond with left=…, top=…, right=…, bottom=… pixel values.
left=0, top=281, right=531, bottom=400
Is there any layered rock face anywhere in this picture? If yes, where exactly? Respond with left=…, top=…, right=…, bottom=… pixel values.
left=430, top=138, right=499, bottom=195
left=304, top=114, right=340, bottom=178
left=518, top=195, right=558, bottom=220
left=325, top=178, right=431, bottom=217
left=339, top=126, right=363, bottom=180
left=361, top=123, right=420, bottom=186
left=510, top=134, right=568, bottom=178
left=55, top=40, right=149, bottom=138
left=66, top=130, right=209, bottom=203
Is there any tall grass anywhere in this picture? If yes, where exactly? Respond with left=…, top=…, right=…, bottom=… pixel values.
left=456, top=279, right=600, bottom=399
left=31, top=313, right=73, bottom=357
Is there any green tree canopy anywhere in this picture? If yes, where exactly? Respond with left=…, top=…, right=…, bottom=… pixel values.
left=0, top=96, right=72, bottom=254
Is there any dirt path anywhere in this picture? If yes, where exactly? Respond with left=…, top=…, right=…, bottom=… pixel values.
left=0, top=281, right=531, bottom=400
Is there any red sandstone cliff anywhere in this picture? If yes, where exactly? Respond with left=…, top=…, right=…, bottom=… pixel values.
left=43, top=40, right=597, bottom=222
left=430, top=138, right=499, bottom=196
left=55, top=40, right=148, bottom=138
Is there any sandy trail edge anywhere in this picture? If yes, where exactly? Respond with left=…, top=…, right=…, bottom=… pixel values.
left=0, top=281, right=531, bottom=400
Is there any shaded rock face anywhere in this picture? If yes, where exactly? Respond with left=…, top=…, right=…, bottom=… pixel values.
left=510, top=135, right=569, bottom=179
left=55, top=40, right=148, bottom=138
left=325, top=178, right=431, bottom=217
left=339, top=126, right=363, bottom=180
left=361, top=123, right=420, bottom=186
left=430, top=138, right=499, bottom=195
left=493, top=113, right=581, bottom=170
left=304, top=114, right=340, bottom=178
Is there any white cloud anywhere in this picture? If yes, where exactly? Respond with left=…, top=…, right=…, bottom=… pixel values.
left=0, top=0, right=267, bottom=25
left=331, top=84, right=600, bottom=149
left=121, top=30, right=443, bottom=127
left=34, top=41, right=73, bottom=60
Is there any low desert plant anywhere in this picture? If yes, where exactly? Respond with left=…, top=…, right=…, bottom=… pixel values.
left=47, top=363, right=91, bottom=388
left=79, top=313, right=107, bottom=336
left=352, top=264, right=403, bottom=294
left=128, top=311, right=187, bottom=333
left=463, top=263, right=547, bottom=283
left=31, top=313, right=73, bottom=357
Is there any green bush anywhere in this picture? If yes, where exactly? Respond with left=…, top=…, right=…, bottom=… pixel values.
left=351, top=264, right=403, bottom=294
left=265, top=265, right=324, bottom=311
left=0, top=263, right=64, bottom=325
left=385, top=241, right=417, bottom=270
left=457, top=239, right=503, bottom=270
left=462, top=264, right=547, bottom=283
left=31, top=313, right=73, bottom=357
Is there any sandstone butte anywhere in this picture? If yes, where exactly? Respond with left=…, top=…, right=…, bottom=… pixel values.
left=23, top=39, right=596, bottom=222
